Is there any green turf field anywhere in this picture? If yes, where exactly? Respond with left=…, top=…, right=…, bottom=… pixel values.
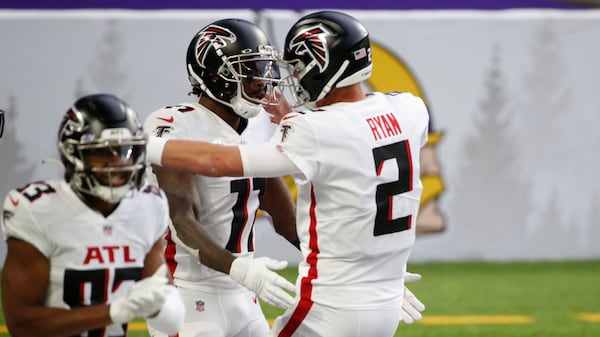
left=1, top=260, right=598, bottom=336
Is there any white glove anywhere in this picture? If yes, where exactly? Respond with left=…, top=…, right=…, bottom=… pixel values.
left=230, top=257, right=296, bottom=309
left=110, top=265, right=171, bottom=323
left=400, top=272, right=426, bottom=324
left=146, top=284, right=185, bottom=335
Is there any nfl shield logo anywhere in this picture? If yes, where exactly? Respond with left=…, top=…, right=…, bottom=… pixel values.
left=102, top=225, right=112, bottom=236
left=195, top=300, right=205, bottom=312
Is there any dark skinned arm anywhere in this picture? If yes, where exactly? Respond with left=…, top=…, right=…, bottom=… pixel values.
left=151, top=164, right=237, bottom=274
left=142, top=237, right=172, bottom=282
left=1, top=236, right=172, bottom=337
left=1, top=238, right=113, bottom=337
left=260, top=177, right=299, bottom=249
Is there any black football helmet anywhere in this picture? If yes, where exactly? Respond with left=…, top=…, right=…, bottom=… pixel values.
left=186, top=18, right=281, bottom=118
left=281, top=11, right=372, bottom=108
left=58, top=94, right=147, bottom=203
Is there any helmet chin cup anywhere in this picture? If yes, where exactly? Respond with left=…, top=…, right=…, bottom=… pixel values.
left=229, top=96, right=261, bottom=119
left=75, top=179, right=131, bottom=204
left=93, top=184, right=132, bottom=203
left=71, top=163, right=141, bottom=204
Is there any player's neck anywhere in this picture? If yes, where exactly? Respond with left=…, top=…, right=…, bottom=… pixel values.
left=199, top=96, right=243, bottom=133
left=78, top=192, right=119, bottom=217
left=317, top=83, right=366, bottom=107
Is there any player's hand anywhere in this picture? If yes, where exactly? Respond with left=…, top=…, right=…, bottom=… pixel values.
left=400, top=272, right=426, bottom=324
left=263, top=88, right=293, bottom=124
left=110, top=265, right=171, bottom=323
left=230, top=257, right=296, bottom=309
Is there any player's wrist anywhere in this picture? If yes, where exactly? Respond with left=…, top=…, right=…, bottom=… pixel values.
left=229, top=257, right=250, bottom=283
left=147, top=137, right=168, bottom=166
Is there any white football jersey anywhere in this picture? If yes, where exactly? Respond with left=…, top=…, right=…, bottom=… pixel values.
left=271, top=92, right=429, bottom=309
left=144, top=102, right=275, bottom=290
left=1, top=180, right=169, bottom=336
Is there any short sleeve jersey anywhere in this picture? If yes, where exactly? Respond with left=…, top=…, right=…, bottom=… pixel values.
left=1, top=180, right=169, bottom=336
left=144, top=103, right=275, bottom=289
left=270, top=92, right=429, bottom=309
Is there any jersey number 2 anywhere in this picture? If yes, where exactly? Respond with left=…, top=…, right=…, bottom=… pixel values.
left=372, top=140, right=413, bottom=236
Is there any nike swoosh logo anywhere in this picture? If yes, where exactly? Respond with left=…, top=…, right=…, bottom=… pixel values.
left=8, top=195, right=19, bottom=206
left=252, top=296, right=257, bottom=304
left=157, top=116, right=174, bottom=123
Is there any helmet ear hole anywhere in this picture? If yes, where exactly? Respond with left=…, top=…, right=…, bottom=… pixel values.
left=220, top=68, right=231, bottom=77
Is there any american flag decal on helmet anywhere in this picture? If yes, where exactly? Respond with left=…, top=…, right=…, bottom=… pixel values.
left=194, top=25, right=236, bottom=68
left=289, top=25, right=332, bottom=72
left=353, top=48, right=367, bottom=60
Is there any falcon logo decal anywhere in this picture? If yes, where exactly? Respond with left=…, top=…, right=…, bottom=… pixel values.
left=60, top=108, right=86, bottom=138
left=280, top=124, right=292, bottom=142
left=194, top=25, right=236, bottom=68
left=288, top=25, right=332, bottom=73
left=153, top=125, right=172, bottom=137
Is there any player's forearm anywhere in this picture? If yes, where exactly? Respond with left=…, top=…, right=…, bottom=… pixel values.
left=147, top=137, right=244, bottom=177
left=6, top=305, right=112, bottom=337
left=262, top=178, right=299, bottom=248
left=171, top=215, right=236, bottom=274
left=197, top=243, right=237, bottom=274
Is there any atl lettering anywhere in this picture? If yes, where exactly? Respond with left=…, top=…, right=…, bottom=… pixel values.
left=83, top=246, right=137, bottom=264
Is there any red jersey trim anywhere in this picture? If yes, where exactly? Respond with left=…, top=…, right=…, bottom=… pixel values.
left=278, top=184, right=319, bottom=337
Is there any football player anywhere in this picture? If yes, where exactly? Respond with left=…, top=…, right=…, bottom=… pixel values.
left=143, top=19, right=298, bottom=337
left=1, top=94, right=184, bottom=337
left=146, top=11, right=427, bottom=337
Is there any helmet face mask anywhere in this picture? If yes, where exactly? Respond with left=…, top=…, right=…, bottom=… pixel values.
left=224, top=49, right=282, bottom=113
left=187, top=19, right=282, bottom=118
left=78, top=140, right=145, bottom=202
left=279, top=59, right=318, bottom=108
left=58, top=94, right=147, bottom=204
left=280, top=11, right=373, bottom=108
